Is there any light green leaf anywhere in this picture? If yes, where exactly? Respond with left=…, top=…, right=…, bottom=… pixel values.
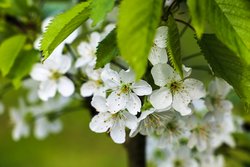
left=167, top=15, right=183, bottom=77
left=198, top=34, right=250, bottom=106
left=187, top=0, right=206, bottom=38
left=8, top=49, right=39, bottom=88
left=117, top=0, right=163, bottom=79
left=41, top=1, right=91, bottom=60
left=188, top=0, right=250, bottom=62
left=0, top=35, right=26, bottom=76
left=90, top=0, right=115, bottom=26
left=96, top=30, right=119, bottom=68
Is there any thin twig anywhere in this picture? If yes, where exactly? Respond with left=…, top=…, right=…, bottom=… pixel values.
left=179, top=18, right=191, bottom=37
left=175, top=18, right=195, bottom=31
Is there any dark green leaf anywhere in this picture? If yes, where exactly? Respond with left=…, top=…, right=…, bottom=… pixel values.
left=188, top=0, right=250, bottom=62
left=96, top=30, right=119, bottom=68
left=117, top=0, right=163, bottom=79
left=167, top=15, right=183, bottom=77
left=199, top=34, right=250, bottom=106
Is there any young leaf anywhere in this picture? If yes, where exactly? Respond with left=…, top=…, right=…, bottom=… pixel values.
left=90, top=0, right=115, bottom=26
left=198, top=34, right=250, bottom=107
left=188, top=0, right=250, bottom=62
left=96, top=30, right=119, bottom=68
left=117, top=0, right=163, bottom=79
left=41, top=1, right=91, bottom=60
left=0, top=35, right=26, bottom=76
left=167, top=15, right=183, bottom=77
left=8, top=49, right=39, bottom=88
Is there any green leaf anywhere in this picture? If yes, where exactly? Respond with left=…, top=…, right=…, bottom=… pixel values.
left=96, top=30, right=119, bottom=68
left=41, top=1, right=91, bottom=60
left=0, top=34, right=26, bottom=76
left=90, top=0, right=115, bottom=26
left=187, top=0, right=206, bottom=38
left=198, top=34, right=250, bottom=106
left=167, top=15, right=183, bottom=77
left=8, top=49, right=39, bottom=88
left=188, top=0, right=250, bottom=62
left=117, top=0, right=163, bottom=79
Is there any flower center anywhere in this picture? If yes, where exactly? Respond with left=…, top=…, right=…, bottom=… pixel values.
left=170, top=81, right=182, bottom=93
left=50, top=71, right=61, bottom=80
left=120, top=84, right=131, bottom=94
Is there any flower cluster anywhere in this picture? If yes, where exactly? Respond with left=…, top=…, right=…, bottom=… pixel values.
left=4, top=17, right=241, bottom=167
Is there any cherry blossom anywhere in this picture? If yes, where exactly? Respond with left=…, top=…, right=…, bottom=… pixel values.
left=101, top=64, right=152, bottom=115
left=30, top=53, right=75, bottom=101
left=150, top=63, right=206, bottom=115
left=148, top=26, right=168, bottom=65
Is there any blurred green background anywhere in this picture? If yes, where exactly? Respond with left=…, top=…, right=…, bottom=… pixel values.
left=0, top=107, right=127, bottom=167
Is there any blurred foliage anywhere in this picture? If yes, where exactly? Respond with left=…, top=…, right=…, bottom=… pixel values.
left=0, top=0, right=250, bottom=167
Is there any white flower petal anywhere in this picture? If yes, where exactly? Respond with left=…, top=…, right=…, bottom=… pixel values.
left=123, top=111, right=138, bottom=130
left=80, top=81, right=97, bottom=97
left=172, top=90, right=192, bottom=116
left=101, top=64, right=120, bottom=88
left=151, top=63, right=179, bottom=87
left=110, top=120, right=126, bottom=144
left=209, top=78, right=231, bottom=98
left=57, top=76, right=75, bottom=97
left=154, top=26, right=168, bottom=48
left=148, top=46, right=168, bottom=65
left=75, top=57, right=91, bottom=68
left=183, top=78, right=206, bottom=100
left=89, top=112, right=113, bottom=133
left=91, top=96, right=108, bottom=112
left=38, top=80, right=57, bottom=101
left=107, top=91, right=127, bottom=113
left=132, top=80, right=152, bottom=96
left=183, top=65, right=192, bottom=77
left=56, top=55, right=72, bottom=74
left=30, top=64, right=50, bottom=81
left=138, top=108, right=155, bottom=122
left=90, top=32, right=101, bottom=48
left=126, top=93, right=141, bottom=115
left=149, top=87, right=172, bottom=110
left=119, top=69, right=135, bottom=84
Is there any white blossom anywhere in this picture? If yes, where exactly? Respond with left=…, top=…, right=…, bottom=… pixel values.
left=150, top=63, right=206, bottom=116
left=75, top=32, right=101, bottom=70
left=90, top=95, right=138, bottom=143
left=158, top=146, right=199, bottom=167
left=30, top=53, right=75, bottom=101
left=101, top=64, right=152, bottom=115
left=148, top=26, right=168, bottom=65
left=205, top=78, right=233, bottom=113
left=80, top=69, right=106, bottom=97
left=9, top=99, right=30, bottom=141
left=130, top=107, right=173, bottom=137
left=34, top=117, right=62, bottom=140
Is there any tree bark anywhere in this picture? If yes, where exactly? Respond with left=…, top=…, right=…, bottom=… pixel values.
left=124, top=134, right=146, bottom=167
